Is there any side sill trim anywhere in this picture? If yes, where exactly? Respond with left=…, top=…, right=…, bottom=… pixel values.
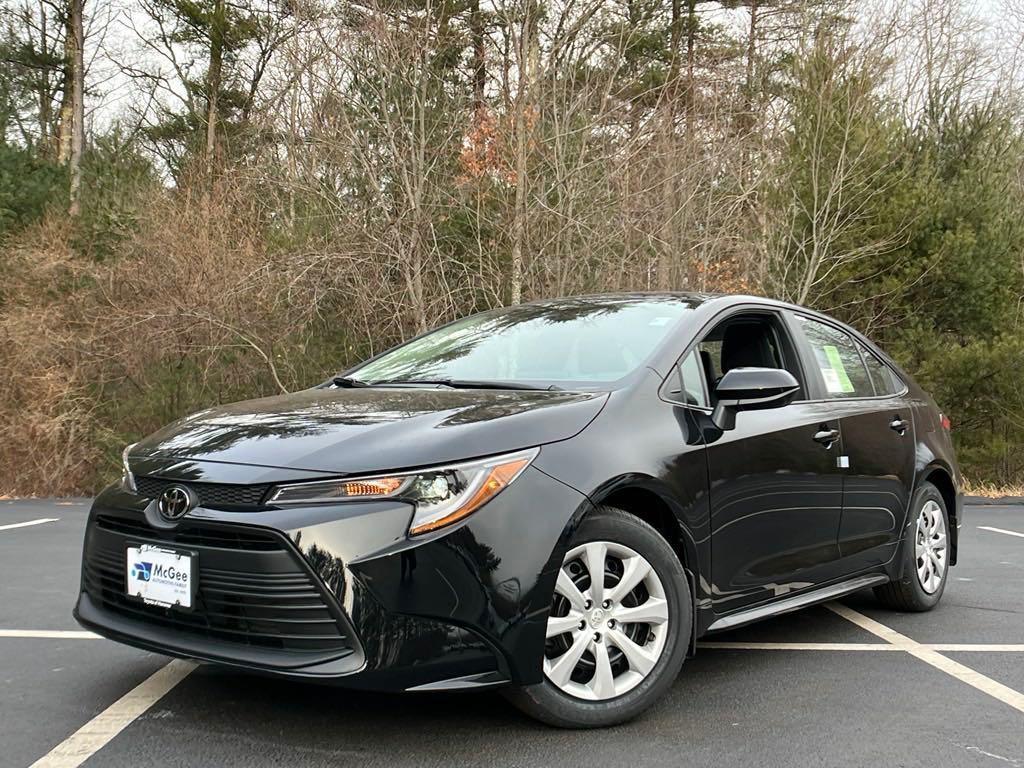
left=706, top=574, right=889, bottom=633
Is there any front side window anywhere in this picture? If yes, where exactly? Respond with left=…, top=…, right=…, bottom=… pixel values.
left=797, top=316, right=873, bottom=399
left=351, top=297, right=700, bottom=387
left=690, top=312, right=804, bottom=404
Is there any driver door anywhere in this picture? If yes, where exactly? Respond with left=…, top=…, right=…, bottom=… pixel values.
left=695, top=310, right=846, bottom=616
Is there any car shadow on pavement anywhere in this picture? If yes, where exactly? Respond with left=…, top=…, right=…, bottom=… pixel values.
left=98, top=592, right=1024, bottom=768
left=125, top=607, right=841, bottom=756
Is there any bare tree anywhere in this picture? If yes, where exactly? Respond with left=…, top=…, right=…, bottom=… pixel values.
left=67, top=0, right=83, bottom=214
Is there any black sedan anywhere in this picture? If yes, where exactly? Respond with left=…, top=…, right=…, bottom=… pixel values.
left=74, top=293, right=961, bottom=727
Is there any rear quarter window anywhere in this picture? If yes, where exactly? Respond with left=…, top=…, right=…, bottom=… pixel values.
left=859, top=343, right=904, bottom=396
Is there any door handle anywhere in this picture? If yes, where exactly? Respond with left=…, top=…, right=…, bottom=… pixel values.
left=890, top=417, right=909, bottom=435
left=813, top=428, right=840, bottom=447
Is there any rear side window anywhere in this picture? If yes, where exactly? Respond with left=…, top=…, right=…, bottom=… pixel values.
left=860, top=343, right=903, bottom=396
left=796, top=316, right=873, bottom=399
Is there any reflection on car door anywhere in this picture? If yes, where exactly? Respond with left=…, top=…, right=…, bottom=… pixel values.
left=792, top=316, right=916, bottom=573
left=693, top=311, right=847, bottom=616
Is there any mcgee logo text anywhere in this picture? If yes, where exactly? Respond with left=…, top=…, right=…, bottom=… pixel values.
left=130, top=561, right=188, bottom=584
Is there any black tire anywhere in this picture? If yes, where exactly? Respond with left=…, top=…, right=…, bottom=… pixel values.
left=504, top=506, right=692, bottom=728
left=874, top=482, right=950, bottom=612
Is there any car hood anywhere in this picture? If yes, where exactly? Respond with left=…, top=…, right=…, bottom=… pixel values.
left=131, top=386, right=608, bottom=475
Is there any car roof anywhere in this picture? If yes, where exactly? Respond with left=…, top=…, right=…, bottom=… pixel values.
left=518, top=291, right=848, bottom=328
left=516, top=292, right=901, bottom=367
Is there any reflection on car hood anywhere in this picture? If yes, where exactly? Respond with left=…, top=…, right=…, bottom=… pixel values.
left=132, top=387, right=609, bottom=474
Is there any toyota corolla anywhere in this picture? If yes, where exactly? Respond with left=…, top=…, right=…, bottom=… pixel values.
left=74, top=293, right=961, bottom=727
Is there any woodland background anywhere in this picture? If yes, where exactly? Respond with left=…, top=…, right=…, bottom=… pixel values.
left=1, top=0, right=1023, bottom=495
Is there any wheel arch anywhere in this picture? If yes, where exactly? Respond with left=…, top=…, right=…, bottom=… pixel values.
left=588, top=476, right=694, bottom=568
left=919, top=464, right=959, bottom=565
left=587, top=474, right=701, bottom=654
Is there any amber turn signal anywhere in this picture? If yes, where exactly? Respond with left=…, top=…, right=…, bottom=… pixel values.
left=341, top=477, right=405, bottom=497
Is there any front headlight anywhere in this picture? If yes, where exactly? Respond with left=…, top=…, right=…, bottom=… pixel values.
left=267, top=448, right=538, bottom=536
left=121, top=443, right=137, bottom=492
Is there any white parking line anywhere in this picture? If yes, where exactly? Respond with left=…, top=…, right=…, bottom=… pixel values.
left=0, top=630, right=99, bottom=639
left=978, top=525, right=1024, bottom=539
left=828, top=603, right=1024, bottom=715
left=28, top=659, right=196, bottom=768
left=0, top=517, right=59, bottom=532
left=699, top=641, right=1024, bottom=652
left=700, top=642, right=898, bottom=651
left=7, top=631, right=1020, bottom=652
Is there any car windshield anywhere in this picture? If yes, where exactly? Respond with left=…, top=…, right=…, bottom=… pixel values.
left=350, top=296, right=699, bottom=387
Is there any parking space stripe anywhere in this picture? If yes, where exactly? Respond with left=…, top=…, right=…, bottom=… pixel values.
left=828, top=603, right=1024, bottom=716
left=28, top=659, right=196, bottom=768
left=0, top=517, right=59, bottom=532
left=0, top=630, right=99, bottom=639
left=978, top=525, right=1024, bottom=539
left=699, top=641, right=1024, bottom=652
left=700, top=642, right=898, bottom=651
left=929, top=644, right=1024, bottom=652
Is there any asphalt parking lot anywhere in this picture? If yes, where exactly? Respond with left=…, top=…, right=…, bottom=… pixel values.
left=2, top=499, right=1022, bottom=768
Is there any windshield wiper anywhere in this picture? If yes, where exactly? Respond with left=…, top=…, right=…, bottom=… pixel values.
left=332, top=376, right=370, bottom=388
left=372, top=378, right=561, bottom=391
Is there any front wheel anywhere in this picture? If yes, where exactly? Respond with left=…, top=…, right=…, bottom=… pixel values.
left=504, top=506, right=691, bottom=728
left=874, top=482, right=950, bottom=611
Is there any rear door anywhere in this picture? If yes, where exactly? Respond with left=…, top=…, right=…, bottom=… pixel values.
left=792, top=315, right=916, bottom=572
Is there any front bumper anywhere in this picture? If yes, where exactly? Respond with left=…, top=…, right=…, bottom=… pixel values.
left=74, top=463, right=590, bottom=691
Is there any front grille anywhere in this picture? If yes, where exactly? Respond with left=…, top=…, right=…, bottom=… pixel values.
left=135, top=476, right=270, bottom=510
left=96, top=515, right=280, bottom=551
left=84, top=514, right=354, bottom=657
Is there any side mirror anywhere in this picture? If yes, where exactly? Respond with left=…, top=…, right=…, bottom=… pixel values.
left=711, top=367, right=800, bottom=431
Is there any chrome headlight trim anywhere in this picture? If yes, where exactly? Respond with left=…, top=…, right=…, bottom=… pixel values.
left=121, top=443, right=137, bottom=492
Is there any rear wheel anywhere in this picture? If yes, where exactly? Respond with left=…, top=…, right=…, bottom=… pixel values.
left=504, top=506, right=691, bottom=728
left=874, top=482, right=950, bottom=611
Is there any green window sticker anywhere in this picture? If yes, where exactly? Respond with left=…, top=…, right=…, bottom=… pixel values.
left=822, top=345, right=854, bottom=393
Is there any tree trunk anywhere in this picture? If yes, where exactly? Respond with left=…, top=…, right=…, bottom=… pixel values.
left=510, top=5, right=536, bottom=306
left=686, top=0, right=696, bottom=130
left=740, top=0, right=758, bottom=187
left=669, top=0, right=681, bottom=84
left=205, top=0, right=225, bottom=175
left=68, top=0, right=84, bottom=216
left=39, top=2, right=56, bottom=157
left=657, top=122, right=676, bottom=291
left=56, top=84, right=71, bottom=163
left=470, top=0, right=486, bottom=110
left=744, top=0, right=758, bottom=122
left=510, top=107, right=526, bottom=304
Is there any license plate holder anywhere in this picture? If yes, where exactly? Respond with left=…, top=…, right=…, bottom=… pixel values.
left=125, top=543, right=197, bottom=610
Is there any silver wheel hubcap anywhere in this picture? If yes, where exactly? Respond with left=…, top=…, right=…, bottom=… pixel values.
left=915, top=500, right=948, bottom=594
left=543, top=541, right=669, bottom=701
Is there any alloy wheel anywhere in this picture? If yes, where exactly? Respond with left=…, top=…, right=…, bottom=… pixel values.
left=915, top=499, right=948, bottom=594
left=543, top=541, right=670, bottom=700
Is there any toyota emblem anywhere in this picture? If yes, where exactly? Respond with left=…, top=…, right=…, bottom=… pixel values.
left=158, top=485, right=197, bottom=520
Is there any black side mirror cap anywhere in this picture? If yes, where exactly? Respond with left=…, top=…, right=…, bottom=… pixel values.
left=711, top=367, right=800, bottom=431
